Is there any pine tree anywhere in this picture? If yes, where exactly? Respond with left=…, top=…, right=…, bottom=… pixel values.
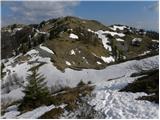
left=19, top=67, right=52, bottom=110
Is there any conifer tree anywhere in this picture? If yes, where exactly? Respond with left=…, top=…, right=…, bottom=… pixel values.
left=19, top=67, right=51, bottom=110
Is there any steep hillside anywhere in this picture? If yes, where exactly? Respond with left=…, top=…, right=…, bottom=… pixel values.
left=1, top=16, right=159, bottom=71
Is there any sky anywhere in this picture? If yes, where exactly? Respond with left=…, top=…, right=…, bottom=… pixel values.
left=1, top=1, right=159, bottom=31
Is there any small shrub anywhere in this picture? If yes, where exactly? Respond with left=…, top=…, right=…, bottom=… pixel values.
left=87, top=81, right=92, bottom=84
left=65, top=102, right=77, bottom=111
left=77, top=80, right=86, bottom=87
left=1, top=97, right=13, bottom=114
left=50, top=84, right=70, bottom=94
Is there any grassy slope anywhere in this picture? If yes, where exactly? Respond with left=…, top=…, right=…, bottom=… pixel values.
left=45, top=36, right=109, bottom=71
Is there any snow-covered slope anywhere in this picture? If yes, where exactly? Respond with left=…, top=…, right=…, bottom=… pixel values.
left=88, top=76, right=158, bottom=119
left=1, top=48, right=159, bottom=119
left=1, top=49, right=158, bottom=94
left=2, top=105, right=54, bottom=119
left=2, top=104, right=67, bottom=119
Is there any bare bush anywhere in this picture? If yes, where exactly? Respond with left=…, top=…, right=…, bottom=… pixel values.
left=61, top=96, right=105, bottom=119
left=50, top=84, right=70, bottom=94
left=1, top=97, right=13, bottom=113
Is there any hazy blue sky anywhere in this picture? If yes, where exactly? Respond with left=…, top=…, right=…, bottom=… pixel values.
left=1, top=1, right=159, bottom=31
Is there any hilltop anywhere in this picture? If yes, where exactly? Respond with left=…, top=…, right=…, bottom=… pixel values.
left=1, top=16, right=159, bottom=71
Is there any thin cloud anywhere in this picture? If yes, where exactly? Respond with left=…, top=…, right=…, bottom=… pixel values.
left=2, top=1, right=80, bottom=26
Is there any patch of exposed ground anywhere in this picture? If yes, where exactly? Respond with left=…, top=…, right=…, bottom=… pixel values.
left=45, top=38, right=109, bottom=71
left=39, top=82, right=96, bottom=118
left=119, top=69, right=159, bottom=103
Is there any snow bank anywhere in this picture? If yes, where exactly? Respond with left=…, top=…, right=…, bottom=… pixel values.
left=69, top=33, right=79, bottom=39
left=40, top=44, right=54, bottom=54
left=17, top=105, right=54, bottom=119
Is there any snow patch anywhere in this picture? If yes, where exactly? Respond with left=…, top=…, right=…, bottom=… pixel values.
left=40, top=44, right=54, bottom=54
left=96, top=30, right=125, bottom=37
left=110, top=25, right=127, bottom=31
left=65, top=61, right=71, bottom=66
left=26, top=49, right=39, bottom=57
left=132, top=38, right=142, bottom=43
left=88, top=29, right=94, bottom=33
left=95, top=30, right=111, bottom=51
left=68, top=28, right=73, bottom=31
left=101, top=56, right=115, bottom=63
left=139, top=51, right=151, bottom=56
left=14, top=28, right=22, bottom=31
left=116, top=38, right=124, bottom=42
left=70, top=49, right=76, bottom=55
left=95, top=30, right=125, bottom=51
left=97, top=61, right=102, bottom=65
left=69, top=33, right=79, bottom=39
left=17, top=105, right=55, bottom=119
left=152, top=39, right=159, bottom=43
left=82, top=57, right=89, bottom=64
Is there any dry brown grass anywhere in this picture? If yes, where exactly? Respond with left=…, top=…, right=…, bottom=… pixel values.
left=15, top=55, right=31, bottom=63
left=40, top=107, right=64, bottom=119
left=46, top=38, right=108, bottom=71
left=39, top=83, right=94, bottom=118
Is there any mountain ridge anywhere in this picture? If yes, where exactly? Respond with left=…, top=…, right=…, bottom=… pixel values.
left=1, top=16, right=159, bottom=71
